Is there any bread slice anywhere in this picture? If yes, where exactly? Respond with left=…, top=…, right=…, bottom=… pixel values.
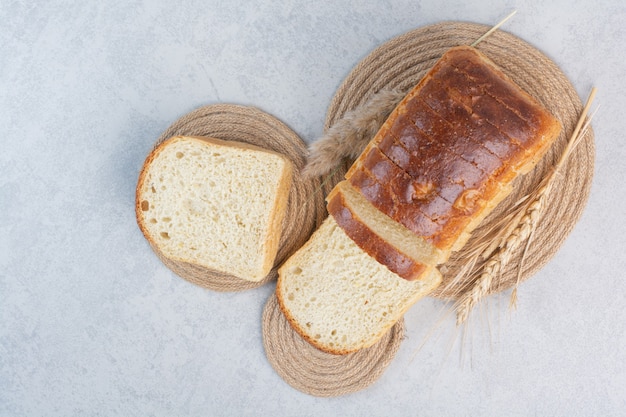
left=276, top=216, right=442, bottom=354
left=136, top=135, right=293, bottom=282
left=327, top=183, right=432, bottom=281
left=328, top=180, right=447, bottom=269
left=326, top=179, right=512, bottom=277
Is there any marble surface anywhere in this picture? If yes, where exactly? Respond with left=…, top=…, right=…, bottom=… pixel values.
left=2, top=1, right=625, bottom=416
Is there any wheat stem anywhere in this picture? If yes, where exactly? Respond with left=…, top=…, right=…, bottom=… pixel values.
left=471, top=10, right=518, bottom=47
left=455, top=193, right=542, bottom=325
left=456, top=87, right=597, bottom=325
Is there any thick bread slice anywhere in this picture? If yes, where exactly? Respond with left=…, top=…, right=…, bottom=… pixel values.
left=276, top=216, right=442, bottom=354
left=329, top=180, right=447, bottom=267
left=327, top=182, right=433, bottom=280
left=136, top=135, right=293, bottom=282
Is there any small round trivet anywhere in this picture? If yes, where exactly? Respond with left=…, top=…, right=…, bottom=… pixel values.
left=324, top=22, right=595, bottom=299
left=262, top=294, right=405, bottom=397
left=148, top=104, right=334, bottom=291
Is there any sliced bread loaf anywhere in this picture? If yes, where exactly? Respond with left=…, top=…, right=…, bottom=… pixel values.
left=277, top=46, right=561, bottom=355
left=345, top=46, right=560, bottom=257
left=136, top=135, right=293, bottom=282
left=276, top=216, right=442, bottom=354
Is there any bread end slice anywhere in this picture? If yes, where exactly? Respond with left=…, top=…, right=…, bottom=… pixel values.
left=329, top=180, right=449, bottom=267
left=276, top=216, right=442, bottom=354
left=136, top=135, right=292, bottom=282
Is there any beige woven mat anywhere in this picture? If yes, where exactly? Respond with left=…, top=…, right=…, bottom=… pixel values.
left=263, top=21, right=594, bottom=397
left=262, top=294, right=405, bottom=397
left=325, top=22, right=595, bottom=299
left=150, top=104, right=334, bottom=291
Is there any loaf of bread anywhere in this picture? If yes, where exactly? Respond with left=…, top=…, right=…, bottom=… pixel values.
left=346, top=45, right=561, bottom=276
left=277, top=46, right=561, bottom=353
left=136, top=135, right=293, bottom=282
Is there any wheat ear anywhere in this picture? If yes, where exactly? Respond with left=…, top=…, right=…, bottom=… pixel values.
left=302, top=89, right=406, bottom=178
left=455, top=185, right=548, bottom=325
left=456, top=87, right=598, bottom=325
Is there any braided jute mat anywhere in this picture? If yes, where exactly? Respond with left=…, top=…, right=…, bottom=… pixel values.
left=150, top=104, right=334, bottom=291
left=262, top=294, right=405, bottom=397
left=263, top=22, right=594, bottom=397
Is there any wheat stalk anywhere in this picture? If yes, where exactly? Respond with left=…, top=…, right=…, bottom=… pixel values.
left=455, top=185, right=548, bottom=324
left=471, top=10, right=518, bottom=47
left=455, top=88, right=598, bottom=325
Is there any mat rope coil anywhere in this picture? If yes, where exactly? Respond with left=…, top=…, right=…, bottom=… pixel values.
left=262, top=21, right=594, bottom=397
left=151, top=104, right=332, bottom=291
left=262, top=295, right=405, bottom=397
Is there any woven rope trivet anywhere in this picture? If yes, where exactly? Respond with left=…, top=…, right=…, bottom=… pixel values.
left=150, top=104, right=334, bottom=291
left=324, top=22, right=595, bottom=299
left=262, top=294, right=405, bottom=397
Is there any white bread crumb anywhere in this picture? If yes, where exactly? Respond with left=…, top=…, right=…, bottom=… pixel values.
left=136, top=136, right=292, bottom=282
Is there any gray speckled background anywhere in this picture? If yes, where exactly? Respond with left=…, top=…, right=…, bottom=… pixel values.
left=2, top=1, right=625, bottom=416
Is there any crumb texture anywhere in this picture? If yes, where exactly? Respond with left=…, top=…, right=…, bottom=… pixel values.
left=278, top=217, right=441, bottom=353
left=138, top=136, right=290, bottom=281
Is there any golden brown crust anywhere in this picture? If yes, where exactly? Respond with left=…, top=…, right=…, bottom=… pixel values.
left=135, top=136, right=176, bottom=250
left=438, top=47, right=556, bottom=136
left=345, top=46, right=561, bottom=255
left=348, top=147, right=479, bottom=251
left=326, top=186, right=430, bottom=281
left=431, top=46, right=562, bottom=171
left=263, top=150, right=293, bottom=274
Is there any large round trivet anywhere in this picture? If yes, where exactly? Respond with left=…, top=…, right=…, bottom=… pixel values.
left=262, top=294, right=405, bottom=397
left=324, top=22, right=595, bottom=299
left=149, top=104, right=334, bottom=291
